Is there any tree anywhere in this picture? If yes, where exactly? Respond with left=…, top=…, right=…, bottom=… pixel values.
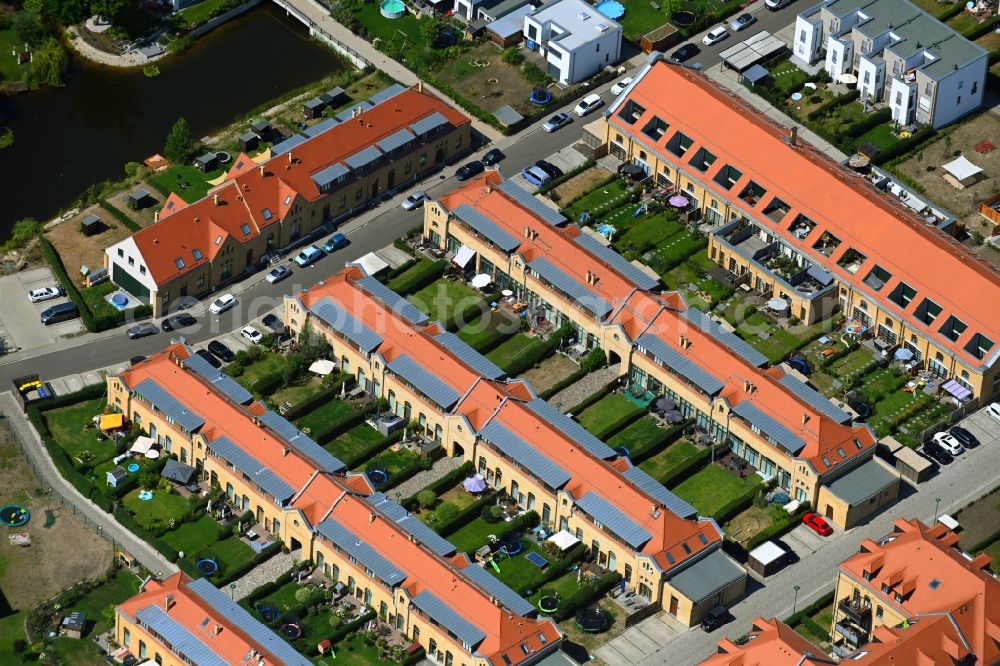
left=10, top=218, right=41, bottom=247
left=13, top=8, right=46, bottom=46
left=25, top=39, right=68, bottom=88
left=416, top=490, right=437, bottom=510
left=298, top=320, right=331, bottom=364
left=164, top=118, right=196, bottom=165
left=90, top=0, right=128, bottom=23
left=41, top=0, right=88, bottom=24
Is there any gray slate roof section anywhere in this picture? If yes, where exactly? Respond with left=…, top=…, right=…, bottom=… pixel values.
left=344, top=145, right=383, bottom=171
left=824, top=459, right=897, bottom=505
left=622, top=466, right=698, bottom=519
left=304, top=117, right=339, bottom=137
left=682, top=309, right=769, bottom=367
left=410, top=111, right=450, bottom=137
left=479, top=420, right=571, bottom=489
left=356, top=276, right=429, bottom=324
left=453, top=203, right=522, bottom=253
left=574, top=232, right=660, bottom=290
left=134, top=379, right=205, bottom=432
left=575, top=492, right=652, bottom=550
left=461, top=564, right=535, bottom=616
left=369, top=83, right=408, bottom=105
left=525, top=399, right=618, bottom=460
left=777, top=373, right=851, bottom=424
left=636, top=334, right=725, bottom=396
left=528, top=256, right=613, bottom=319
left=304, top=97, right=325, bottom=110
left=270, top=133, right=308, bottom=156
left=182, top=353, right=254, bottom=405
left=387, top=354, right=461, bottom=409
left=258, top=410, right=345, bottom=473
left=310, top=297, right=384, bottom=354
left=434, top=331, right=506, bottom=380
left=412, top=590, right=487, bottom=648
left=377, top=127, right=415, bottom=153
left=134, top=605, right=228, bottom=666
left=316, top=518, right=407, bottom=586
left=365, top=492, right=457, bottom=556
left=731, top=402, right=806, bottom=455
left=497, top=179, right=567, bottom=226
left=336, top=101, right=373, bottom=122
left=186, top=578, right=313, bottom=666
left=666, top=550, right=745, bottom=602
left=209, top=436, right=295, bottom=502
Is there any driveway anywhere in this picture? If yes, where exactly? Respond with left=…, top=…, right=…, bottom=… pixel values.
left=0, top=266, right=85, bottom=353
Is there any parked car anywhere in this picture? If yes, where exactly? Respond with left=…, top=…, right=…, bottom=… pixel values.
left=40, top=302, right=79, bottom=326
left=401, top=191, right=429, bottom=211
left=773, top=538, right=800, bottom=565
left=730, top=13, right=757, bottom=31
left=949, top=426, right=980, bottom=448
left=129, top=355, right=147, bottom=366
left=195, top=348, right=222, bottom=369
left=455, top=160, right=485, bottom=181
left=802, top=512, right=833, bottom=536
left=932, top=431, right=964, bottom=455
left=261, top=313, right=284, bottom=335
left=208, top=340, right=235, bottom=363
left=764, top=0, right=794, bottom=9
left=209, top=293, right=237, bottom=315
left=986, top=402, right=1000, bottom=424
left=322, top=233, right=350, bottom=253
left=670, top=43, right=700, bottom=63
left=700, top=605, right=732, bottom=632
left=520, top=166, right=552, bottom=188
left=611, top=76, right=633, bottom=95
left=702, top=26, right=729, bottom=46
left=922, top=440, right=954, bottom=465
left=535, top=160, right=563, bottom=180
left=574, top=93, right=604, bottom=117
left=482, top=148, right=505, bottom=166
left=126, top=323, right=158, bottom=339
left=294, top=245, right=324, bottom=267
left=542, top=112, right=572, bottom=132
left=241, top=326, right=263, bottom=344
left=28, top=286, right=65, bottom=303
left=265, top=265, right=292, bottom=284
left=161, top=313, right=197, bottom=332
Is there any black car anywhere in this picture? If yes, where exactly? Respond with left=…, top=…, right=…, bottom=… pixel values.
left=261, top=313, right=284, bottom=335
left=129, top=355, right=147, bottom=366
left=208, top=340, right=235, bottom=363
left=923, top=440, right=954, bottom=465
left=700, top=605, right=732, bottom=632
left=773, top=538, right=800, bottom=565
left=482, top=148, right=505, bottom=166
left=535, top=160, right=563, bottom=180
left=196, top=348, right=222, bottom=369
left=670, top=43, right=700, bottom=63
left=949, top=425, right=980, bottom=448
left=161, top=313, right=197, bottom=332
left=126, top=322, right=158, bottom=339
left=455, top=160, right=485, bottom=181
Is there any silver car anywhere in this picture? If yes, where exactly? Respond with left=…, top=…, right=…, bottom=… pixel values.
left=401, top=191, right=429, bottom=211
left=542, top=113, right=571, bottom=133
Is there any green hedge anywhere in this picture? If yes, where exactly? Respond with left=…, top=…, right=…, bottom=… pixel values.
left=304, top=609, right=378, bottom=657
left=628, top=419, right=692, bottom=465
left=539, top=159, right=596, bottom=196
left=592, top=404, right=647, bottom=441
left=565, top=379, right=616, bottom=416
left=527, top=541, right=587, bottom=596
left=971, top=527, right=1000, bottom=554
left=843, top=108, right=892, bottom=142
left=98, top=200, right=142, bottom=232
left=402, top=461, right=476, bottom=509
left=501, top=326, right=574, bottom=377
left=385, top=257, right=419, bottom=281
left=214, top=541, right=283, bottom=586
left=662, top=445, right=717, bottom=489
left=875, top=125, right=936, bottom=166
left=309, top=402, right=378, bottom=446
left=552, top=570, right=622, bottom=622
left=785, top=590, right=835, bottom=627
left=807, top=90, right=859, bottom=121
left=386, top=259, right=447, bottom=296
left=965, top=13, right=1000, bottom=39
left=443, top=299, right=487, bottom=333
left=743, top=502, right=810, bottom=552
left=248, top=369, right=285, bottom=397
left=539, top=366, right=587, bottom=401
left=712, top=485, right=765, bottom=525
left=338, top=429, right=402, bottom=470
left=279, top=376, right=350, bottom=421
left=243, top=568, right=297, bottom=607
left=437, top=490, right=499, bottom=537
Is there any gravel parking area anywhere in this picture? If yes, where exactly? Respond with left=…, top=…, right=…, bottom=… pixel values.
left=0, top=266, right=84, bottom=353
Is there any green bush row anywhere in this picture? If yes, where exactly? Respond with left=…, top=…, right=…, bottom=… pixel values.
left=386, top=259, right=447, bottom=296
left=538, top=366, right=588, bottom=401
left=842, top=107, right=893, bottom=142
left=807, top=90, right=859, bottom=121
left=443, top=299, right=488, bottom=333
left=785, top=590, right=835, bottom=627
left=819, top=339, right=860, bottom=368
left=874, top=125, right=936, bottom=166
left=243, top=567, right=297, bottom=606
left=525, top=541, right=587, bottom=597
left=628, top=419, right=692, bottom=465
left=437, top=491, right=499, bottom=537
left=539, top=159, right=597, bottom=196
left=309, top=402, right=379, bottom=446
left=592, top=404, right=647, bottom=441
left=279, top=376, right=350, bottom=421
left=565, top=378, right=617, bottom=416
left=303, top=609, right=378, bottom=657
left=964, top=13, right=1000, bottom=40
left=402, top=460, right=476, bottom=510
left=662, top=445, right=716, bottom=489
left=338, top=429, right=402, bottom=470
left=501, top=325, right=574, bottom=377
left=98, top=200, right=141, bottom=232
left=552, top=570, right=622, bottom=622
left=712, top=485, right=765, bottom=525
left=385, top=257, right=419, bottom=281
left=743, top=502, right=810, bottom=553
left=214, top=541, right=283, bottom=587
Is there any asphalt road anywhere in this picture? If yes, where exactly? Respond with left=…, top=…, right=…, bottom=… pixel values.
left=670, top=1, right=802, bottom=69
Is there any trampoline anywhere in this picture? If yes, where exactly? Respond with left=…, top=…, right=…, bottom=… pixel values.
left=137, top=489, right=154, bottom=501
left=614, top=446, right=630, bottom=459
left=127, top=463, right=141, bottom=473
left=530, top=88, right=553, bottom=105
left=196, top=558, right=219, bottom=576
left=280, top=623, right=302, bottom=640
left=844, top=321, right=864, bottom=335
left=260, top=607, right=279, bottom=623
left=538, top=594, right=559, bottom=614
left=0, top=504, right=30, bottom=528
left=787, top=357, right=810, bottom=375
left=575, top=607, right=609, bottom=633
left=500, top=532, right=522, bottom=555
left=848, top=401, right=873, bottom=419
left=595, top=0, right=625, bottom=19
left=110, top=293, right=128, bottom=308
left=366, top=469, right=388, bottom=485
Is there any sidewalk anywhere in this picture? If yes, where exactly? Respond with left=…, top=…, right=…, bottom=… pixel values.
left=0, top=391, right=178, bottom=577
left=65, top=26, right=159, bottom=68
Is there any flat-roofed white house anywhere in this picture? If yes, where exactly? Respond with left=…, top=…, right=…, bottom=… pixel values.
left=523, top=0, right=622, bottom=84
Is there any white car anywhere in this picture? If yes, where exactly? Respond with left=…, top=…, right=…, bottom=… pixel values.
left=401, top=191, right=429, bottom=211
left=986, top=402, right=1000, bottom=424
left=574, top=93, right=604, bottom=117
left=933, top=431, right=964, bottom=455
left=28, top=286, right=64, bottom=303
left=241, top=326, right=263, bottom=344
left=209, top=293, right=237, bottom=315
left=611, top=77, right=633, bottom=96
left=294, top=245, right=323, bottom=267
left=702, top=26, right=730, bottom=46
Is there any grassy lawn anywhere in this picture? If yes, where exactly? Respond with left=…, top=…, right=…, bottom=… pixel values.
left=672, top=464, right=761, bottom=516
left=946, top=12, right=984, bottom=36
left=408, top=278, right=482, bottom=324
left=608, top=416, right=670, bottom=459
left=121, top=488, right=191, bottom=531
left=576, top=394, right=643, bottom=436
left=490, top=538, right=562, bottom=594
left=79, top=280, right=126, bottom=320
left=909, top=0, right=958, bottom=18
left=48, top=638, right=106, bottom=666
left=648, top=229, right=707, bottom=270
left=894, top=400, right=951, bottom=447
left=72, top=570, right=143, bottom=636
left=269, top=376, right=327, bottom=410
left=197, top=536, right=255, bottom=576
left=327, top=424, right=386, bottom=465
left=162, top=514, right=225, bottom=554
left=42, top=397, right=116, bottom=467
left=801, top=343, right=874, bottom=396
left=486, top=333, right=548, bottom=372
left=294, top=398, right=356, bottom=435
left=983, top=540, right=1000, bottom=570
left=770, top=59, right=810, bottom=95
left=247, top=580, right=303, bottom=617
left=448, top=517, right=503, bottom=554
left=0, top=28, right=26, bottom=85
left=849, top=123, right=902, bottom=153
left=353, top=447, right=419, bottom=480
left=227, top=352, right=285, bottom=390
left=456, top=310, right=521, bottom=352
left=527, top=571, right=586, bottom=613
left=663, top=254, right=733, bottom=308
left=353, top=1, right=427, bottom=50
left=146, top=164, right=224, bottom=204
left=870, top=391, right=930, bottom=438
left=638, top=438, right=701, bottom=483
left=332, top=634, right=386, bottom=666
left=614, top=213, right=684, bottom=255
left=724, top=299, right=835, bottom=365
left=563, top=179, right=630, bottom=221
left=386, top=258, right=439, bottom=293
left=175, top=0, right=234, bottom=27
left=795, top=603, right=834, bottom=645
left=857, top=367, right=908, bottom=401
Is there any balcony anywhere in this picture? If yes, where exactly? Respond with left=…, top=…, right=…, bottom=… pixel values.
left=812, top=231, right=841, bottom=258
left=762, top=197, right=791, bottom=224
left=834, top=621, right=869, bottom=648
left=738, top=181, right=767, bottom=207
left=838, top=597, right=871, bottom=627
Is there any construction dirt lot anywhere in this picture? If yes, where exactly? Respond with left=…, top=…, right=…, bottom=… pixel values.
left=45, top=204, right=133, bottom=278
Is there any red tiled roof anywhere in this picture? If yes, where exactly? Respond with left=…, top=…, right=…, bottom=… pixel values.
left=610, top=60, right=1000, bottom=368
left=702, top=617, right=832, bottom=666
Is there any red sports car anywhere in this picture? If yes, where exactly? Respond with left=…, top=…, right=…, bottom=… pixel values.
left=802, top=512, right=833, bottom=537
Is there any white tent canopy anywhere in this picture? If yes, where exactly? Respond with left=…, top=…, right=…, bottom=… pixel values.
left=471, top=273, right=492, bottom=288
left=351, top=252, right=390, bottom=276
left=130, top=436, right=156, bottom=455
left=309, top=359, right=336, bottom=376
left=942, top=154, right=983, bottom=184
left=546, top=529, right=580, bottom=551
left=454, top=245, right=475, bottom=268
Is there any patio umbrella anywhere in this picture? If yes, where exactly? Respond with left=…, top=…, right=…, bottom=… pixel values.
left=501, top=289, right=514, bottom=297
left=668, top=195, right=690, bottom=208
left=662, top=409, right=684, bottom=424
left=767, top=298, right=789, bottom=312
left=463, top=475, right=487, bottom=492
left=471, top=274, right=492, bottom=289
left=144, top=449, right=160, bottom=459
left=655, top=397, right=676, bottom=412
left=894, top=347, right=914, bottom=362
left=309, top=359, right=336, bottom=376
left=838, top=73, right=858, bottom=85
left=621, top=163, right=644, bottom=179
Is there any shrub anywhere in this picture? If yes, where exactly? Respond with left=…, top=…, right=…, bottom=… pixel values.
left=416, top=489, right=437, bottom=510
left=294, top=588, right=313, bottom=603
left=580, top=347, right=607, bottom=373
left=436, top=503, right=460, bottom=523
left=482, top=504, right=504, bottom=523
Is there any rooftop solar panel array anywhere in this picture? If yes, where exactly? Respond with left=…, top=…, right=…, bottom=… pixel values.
left=386, top=354, right=461, bottom=409
left=134, top=605, right=228, bottom=666
left=182, top=353, right=253, bottom=405
left=208, top=436, right=295, bottom=502
left=365, top=492, right=457, bottom=556
left=316, top=518, right=407, bottom=586
left=257, top=410, right=345, bottom=473
left=310, top=297, right=384, bottom=354
left=356, top=276, right=429, bottom=324
left=575, top=231, right=660, bottom=290
left=134, top=378, right=205, bottom=432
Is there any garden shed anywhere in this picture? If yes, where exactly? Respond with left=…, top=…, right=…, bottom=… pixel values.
left=239, top=132, right=259, bottom=153
left=747, top=541, right=787, bottom=577
left=80, top=214, right=103, bottom=236
left=195, top=152, right=219, bottom=173
left=106, top=466, right=127, bottom=488
left=127, top=188, right=153, bottom=210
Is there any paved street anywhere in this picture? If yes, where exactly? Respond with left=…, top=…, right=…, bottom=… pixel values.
left=595, top=408, right=1000, bottom=666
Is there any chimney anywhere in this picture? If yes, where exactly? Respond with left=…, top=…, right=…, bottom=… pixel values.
left=213, top=624, right=222, bottom=636
left=417, top=81, right=423, bottom=93
left=801, top=413, right=810, bottom=425
left=743, top=380, right=752, bottom=393
left=678, top=334, right=685, bottom=347
left=282, top=448, right=290, bottom=457
left=524, top=226, right=532, bottom=238
left=369, top=511, right=377, bottom=524
left=213, top=194, right=219, bottom=206
left=788, top=126, right=798, bottom=145
left=164, top=594, right=174, bottom=612
left=259, top=165, right=265, bottom=177
left=154, top=210, right=159, bottom=223
left=968, top=553, right=992, bottom=571
left=288, top=151, right=293, bottom=164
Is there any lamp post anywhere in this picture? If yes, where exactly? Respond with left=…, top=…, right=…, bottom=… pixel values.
left=229, top=583, right=236, bottom=600
left=395, top=492, right=402, bottom=505
left=933, top=497, right=941, bottom=524
left=793, top=585, right=801, bottom=615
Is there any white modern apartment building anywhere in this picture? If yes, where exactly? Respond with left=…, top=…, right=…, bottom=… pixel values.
left=453, top=0, right=532, bottom=22
left=523, top=0, right=622, bottom=84
left=793, top=0, right=987, bottom=127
